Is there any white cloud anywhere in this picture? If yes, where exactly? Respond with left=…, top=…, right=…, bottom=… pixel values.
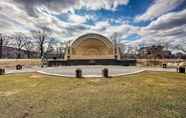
left=146, top=9, right=186, bottom=30
left=91, top=21, right=111, bottom=31
left=13, top=0, right=129, bottom=16
left=77, top=0, right=129, bottom=11
left=0, top=1, right=37, bottom=33
left=88, top=21, right=141, bottom=41
left=68, top=14, right=87, bottom=24
left=136, top=0, right=184, bottom=21
left=0, top=0, right=186, bottom=53
left=130, top=23, right=186, bottom=52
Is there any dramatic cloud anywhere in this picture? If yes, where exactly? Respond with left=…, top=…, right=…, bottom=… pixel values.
left=146, top=9, right=186, bottom=30
left=0, top=0, right=185, bottom=53
left=14, top=0, right=78, bottom=16
left=136, top=0, right=184, bottom=21
left=77, top=0, right=129, bottom=11
left=68, top=14, right=87, bottom=24
left=130, top=23, right=186, bottom=53
left=0, top=1, right=37, bottom=33
left=13, top=0, right=129, bottom=16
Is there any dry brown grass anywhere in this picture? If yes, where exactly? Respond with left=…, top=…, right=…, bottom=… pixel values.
left=0, top=71, right=185, bottom=118
left=0, top=59, right=41, bottom=68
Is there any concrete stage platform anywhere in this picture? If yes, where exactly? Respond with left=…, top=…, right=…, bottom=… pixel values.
left=38, top=66, right=143, bottom=77
left=47, top=59, right=137, bottom=67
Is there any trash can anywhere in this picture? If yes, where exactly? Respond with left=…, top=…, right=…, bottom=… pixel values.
left=76, top=69, right=82, bottom=78
left=0, top=68, right=5, bottom=75
left=162, top=64, right=167, bottom=68
left=102, top=68, right=109, bottom=78
left=178, top=67, right=185, bottom=73
left=16, top=64, right=23, bottom=70
left=53, top=57, right=57, bottom=60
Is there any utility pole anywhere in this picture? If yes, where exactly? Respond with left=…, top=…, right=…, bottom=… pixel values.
left=67, top=40, right=71, bottom=60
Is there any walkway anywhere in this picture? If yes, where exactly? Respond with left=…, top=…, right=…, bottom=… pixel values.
left=5, top=66, right=177, bottom=77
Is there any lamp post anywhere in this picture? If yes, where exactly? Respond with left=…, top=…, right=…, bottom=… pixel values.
left=114, top=39, right=118, bottom=60
left=112, top=32, right=119, bottom=60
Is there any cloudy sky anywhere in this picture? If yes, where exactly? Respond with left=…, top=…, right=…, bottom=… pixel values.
left=0, top=0, right=186, bottom=50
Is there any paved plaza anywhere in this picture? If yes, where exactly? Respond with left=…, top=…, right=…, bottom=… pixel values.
left=6, top=66, right=177, bottom=78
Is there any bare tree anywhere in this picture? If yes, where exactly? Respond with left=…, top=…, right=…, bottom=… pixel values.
left=0, top=33, right=3, bottom=59
left=0, top=33, right=11, bottom=58
left=32, top=30, right=58, bottom=58
left=24, top=36, right=34, bottom=59
left=111, top=32, right=123, bottom=43
left=178, top=39, right=186, bottom=53
left=111, top=32, right=124, bottom=59
left=32, top=30, right=48, bottom=58
left=45, top=38, right=57, bottom=54
left=14, top=33, right=27, bottom=59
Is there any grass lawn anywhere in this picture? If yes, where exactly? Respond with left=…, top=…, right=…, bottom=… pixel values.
left=0, top=71, right=186, bottom=118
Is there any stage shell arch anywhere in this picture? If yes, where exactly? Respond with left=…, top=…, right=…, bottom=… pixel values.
left=65, top=33, right=120, bottom=60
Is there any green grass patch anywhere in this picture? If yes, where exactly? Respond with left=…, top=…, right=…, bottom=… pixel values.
left=0, top=71, right=186, bottom=118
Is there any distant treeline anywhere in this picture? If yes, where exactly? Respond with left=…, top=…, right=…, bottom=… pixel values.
left=0, top=31, right=66, bottom=59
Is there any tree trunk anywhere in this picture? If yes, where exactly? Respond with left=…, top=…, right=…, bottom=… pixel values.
left=17, top=48, right=21, bottom=59
left=0, top=37, right=3, bottom=59
left=27, top=51, right=31, bottom=59
left=40, top=44, right=44, bottom=58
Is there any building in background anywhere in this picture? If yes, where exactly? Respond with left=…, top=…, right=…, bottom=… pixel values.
left=138, top=45, right=174, bottom=59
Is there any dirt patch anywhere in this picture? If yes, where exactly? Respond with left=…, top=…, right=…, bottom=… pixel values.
left=30, top=74, right=43, bottom=79
left=89, top=79, right=101, bottom=83
left=0, top=89, right=22, bottom=97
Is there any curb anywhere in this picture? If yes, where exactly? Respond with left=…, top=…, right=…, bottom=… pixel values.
left=37, top=70, right=146, bottom=78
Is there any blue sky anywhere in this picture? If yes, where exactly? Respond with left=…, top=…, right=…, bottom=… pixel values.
left=74, top=0, right=152, bottom=25
left=0, top=0, right=186, bottom=51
